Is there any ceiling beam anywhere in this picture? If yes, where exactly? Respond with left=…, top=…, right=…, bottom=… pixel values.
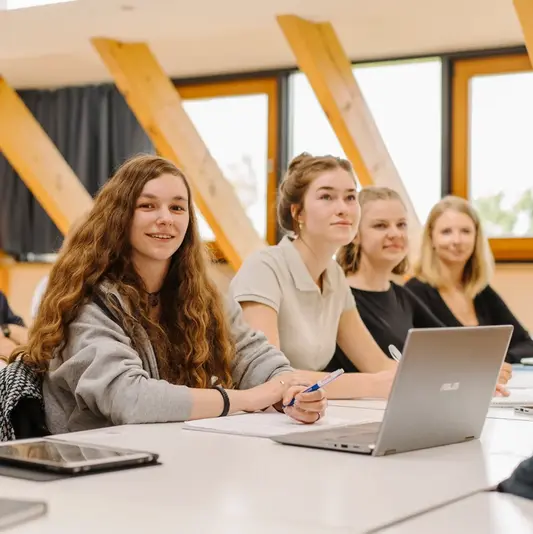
left=91, top=38, right=265, bottom=270
left=514, top=0, right=533, bottom=65
left=277, top=14, right=421, bottom=242
left=0, top=77, right=93, bottom=235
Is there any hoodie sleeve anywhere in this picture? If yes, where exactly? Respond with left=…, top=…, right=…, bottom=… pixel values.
left=48, top=303, right=194, bottom=425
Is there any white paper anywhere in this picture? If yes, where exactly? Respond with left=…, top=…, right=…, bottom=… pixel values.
left=183, top=412, right=357, bottom=438
left=491, top=388, right=533, bottom=407
left=328, top=399, right=388, bottom=410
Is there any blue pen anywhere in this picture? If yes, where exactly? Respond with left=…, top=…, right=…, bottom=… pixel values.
left=284, top=368, right=345, bottom=408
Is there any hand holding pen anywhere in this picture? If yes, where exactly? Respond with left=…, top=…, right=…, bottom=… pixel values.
left=283, top=368, right=345, bottom=408
left=279, top=369, right=344, bottom=424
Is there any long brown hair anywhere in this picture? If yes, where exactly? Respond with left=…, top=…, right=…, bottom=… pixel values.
left=337, top=186, right=409, bottom=276
left=277, top=152, right=355, bottom=235
left=12, top=154, right=234, bottom=388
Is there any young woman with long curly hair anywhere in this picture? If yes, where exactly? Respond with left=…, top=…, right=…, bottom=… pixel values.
left=11, top=154, right=326, bottom=433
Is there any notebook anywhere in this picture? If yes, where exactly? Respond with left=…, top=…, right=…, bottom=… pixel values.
left=183, top=412, right=360, bottom=439
left=328, top=399, right=388, bottom=410
left=0, top=498, right=47, bottom=530
left=490, top=389, right=533, bottom=407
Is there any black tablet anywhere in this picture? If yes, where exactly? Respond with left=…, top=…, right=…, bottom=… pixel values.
left=0, top=438, right=158, bottom=474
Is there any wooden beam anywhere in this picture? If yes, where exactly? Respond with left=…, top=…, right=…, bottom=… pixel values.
left=277, top=15, right=421, bottom=241
left=91, top=39, right=265, bottom=270
left=514, top=0, right=533, bottom=66
left=0, top=78, right=93, bottom=235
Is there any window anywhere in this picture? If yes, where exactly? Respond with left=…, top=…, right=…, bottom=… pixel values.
left=452, top=54, right=533, bottom=260
left=289, top=58, right=442, bottom=223
left=177, top=78, right=279, bottom=252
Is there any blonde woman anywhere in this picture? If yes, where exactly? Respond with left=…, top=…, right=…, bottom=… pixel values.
left=328, top=187, right=442, bottom=372
left=230, top=153, right=397, bottom=400
left=406, top=195, right=532, bottom=366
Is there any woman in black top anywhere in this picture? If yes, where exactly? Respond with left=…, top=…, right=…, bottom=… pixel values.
left=328, top=186, right=443, bottom=373
left=405, top=195, right=533, bottom=365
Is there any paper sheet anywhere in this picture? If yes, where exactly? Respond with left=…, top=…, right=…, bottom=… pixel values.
left=491, top=388, right=533, bottom=407
left=328, top=399, right=388, bottom=410
left=183, top=412, right=356, bottom=438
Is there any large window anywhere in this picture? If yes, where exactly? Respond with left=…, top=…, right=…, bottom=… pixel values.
left=289, top=58, right=442, bottom=223
left=177, top=78, right=279, bottom=249
left=452, top=54, right=533, bottom=260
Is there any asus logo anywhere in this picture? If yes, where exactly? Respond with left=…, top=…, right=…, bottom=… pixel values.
left=440, top=382, right=460, bottom=392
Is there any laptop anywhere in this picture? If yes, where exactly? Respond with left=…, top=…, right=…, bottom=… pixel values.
left=272, top=325, right=513, bottom=456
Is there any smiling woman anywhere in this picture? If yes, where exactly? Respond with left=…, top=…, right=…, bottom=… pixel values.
left=10, top=154, right=327, bottom=433
left=331, top=186, right=443, bottom=366
left=406, top=195, right=533, bottom=365
left=230, top=153, right=398, bottom=401
left=129, top=177, right=191, bottom=307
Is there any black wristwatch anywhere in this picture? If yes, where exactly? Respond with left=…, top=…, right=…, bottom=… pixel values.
left=1, top=324, right=11, bottom=339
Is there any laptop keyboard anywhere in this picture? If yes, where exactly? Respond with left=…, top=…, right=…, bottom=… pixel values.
left=323, top=422, right=381, bottom=445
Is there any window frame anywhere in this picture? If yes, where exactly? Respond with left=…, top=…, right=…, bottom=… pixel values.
left=451, top=53, right=533, bottom=261
left=175, top=77, right=279, bottom=260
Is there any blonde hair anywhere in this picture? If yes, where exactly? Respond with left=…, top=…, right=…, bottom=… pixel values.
left=277, top=152, right=356, bottom=235
left=413, top=195, right=494, bottom=298
left=337, top=186, right=409, bottom=275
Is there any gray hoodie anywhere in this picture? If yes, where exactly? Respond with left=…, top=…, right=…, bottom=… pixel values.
left=43, top=283, right=292, bottom=434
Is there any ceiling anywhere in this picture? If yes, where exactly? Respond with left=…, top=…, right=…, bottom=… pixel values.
left=0, top=0, right=527, bottom=89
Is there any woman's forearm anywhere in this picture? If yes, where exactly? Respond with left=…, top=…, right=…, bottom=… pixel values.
left=188, top=378, right=288, bottom=421
left=189, top=388, right=251, bottom=420
left=291, top=370, right=390, bottom=400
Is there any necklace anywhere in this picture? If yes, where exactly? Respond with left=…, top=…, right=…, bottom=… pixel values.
left=147, top=292, right=160, bottom=307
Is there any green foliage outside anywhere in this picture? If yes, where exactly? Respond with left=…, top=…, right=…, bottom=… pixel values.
left=474, top=189, right=533, bottom=237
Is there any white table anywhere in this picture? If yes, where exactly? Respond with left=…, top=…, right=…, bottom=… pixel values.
left=373, top=492, right=533, bottom=533
left=2, top=406, right=533, bottom=534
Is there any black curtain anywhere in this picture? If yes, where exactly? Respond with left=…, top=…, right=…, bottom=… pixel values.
left=0, top=84, right=153, bottom=257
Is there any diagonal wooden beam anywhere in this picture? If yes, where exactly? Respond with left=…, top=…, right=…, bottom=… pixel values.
left=91, top=38, right=265, bottom=270
left=277, top=15, right=421, bottom=240
left=0, top=77, right=93, bottom=235
left=514, top=0, right=533, bottom=65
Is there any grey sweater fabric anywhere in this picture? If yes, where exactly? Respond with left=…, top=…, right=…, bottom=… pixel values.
left=43, top=283, right=292, bottom=434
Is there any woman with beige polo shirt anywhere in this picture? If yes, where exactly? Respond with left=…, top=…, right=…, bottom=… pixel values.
left=230, top=153, right=397, bottom=399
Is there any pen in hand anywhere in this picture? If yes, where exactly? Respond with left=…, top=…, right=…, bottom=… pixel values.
left=283, top=368, right=345, bottom=408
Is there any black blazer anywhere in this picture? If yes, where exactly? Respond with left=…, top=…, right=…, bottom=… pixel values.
left=405, top=277, right=533, bottom=364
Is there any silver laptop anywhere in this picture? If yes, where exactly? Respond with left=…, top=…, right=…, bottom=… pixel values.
left=272, top=325, right=513, bottom=456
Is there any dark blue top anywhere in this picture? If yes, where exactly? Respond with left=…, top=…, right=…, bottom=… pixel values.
left=0, top=292, right=24, bottom=326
